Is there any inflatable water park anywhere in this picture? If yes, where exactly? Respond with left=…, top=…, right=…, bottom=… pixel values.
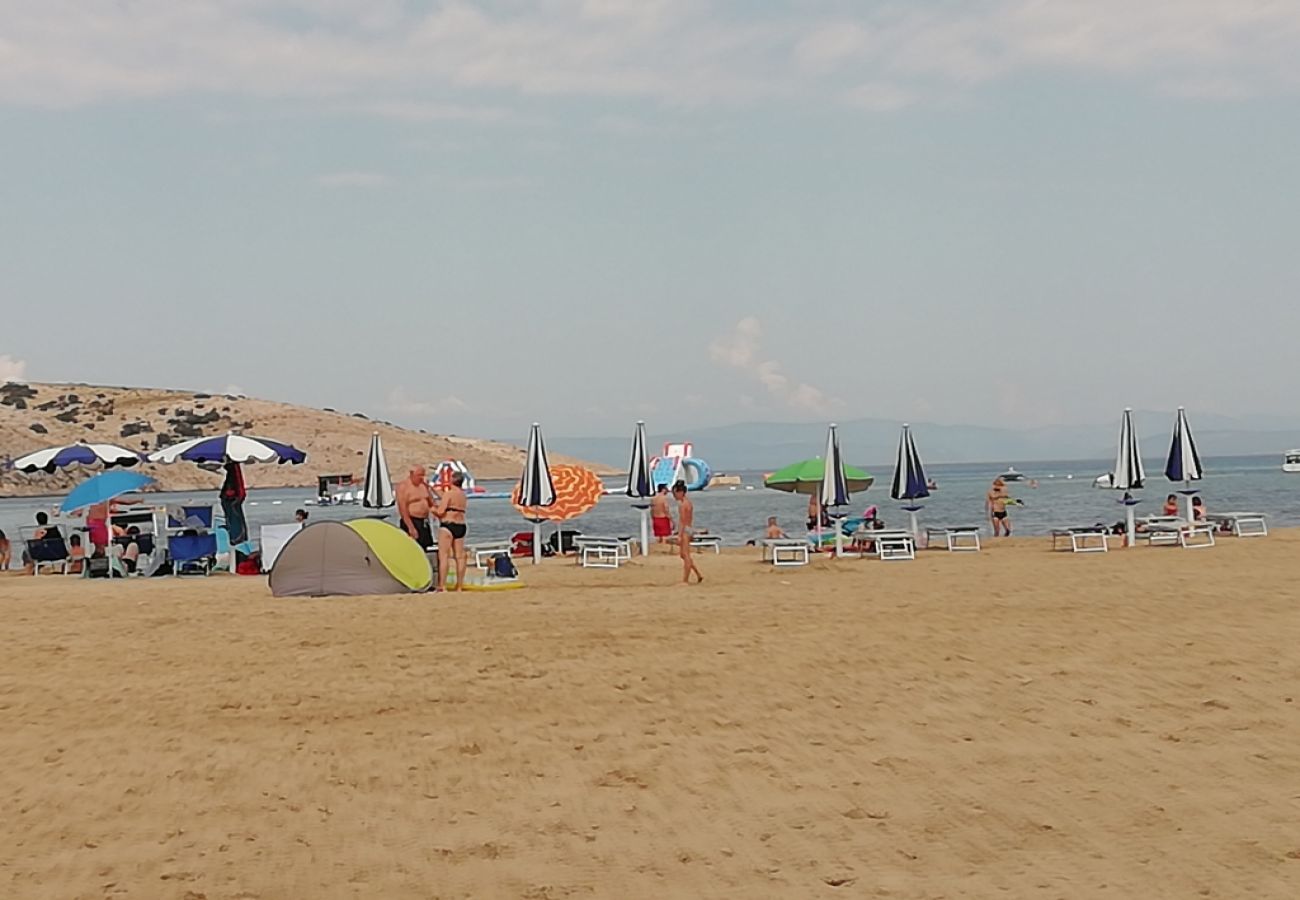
left=650, top=442, right=712, bottom=492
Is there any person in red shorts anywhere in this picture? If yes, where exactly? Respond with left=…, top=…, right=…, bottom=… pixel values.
left=650, top=483, right=672, bottom=547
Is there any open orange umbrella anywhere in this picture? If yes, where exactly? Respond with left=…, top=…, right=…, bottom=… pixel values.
left=512, top=464, right=603, bottom=521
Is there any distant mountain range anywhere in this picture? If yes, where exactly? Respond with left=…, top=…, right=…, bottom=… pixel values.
left=533, top=411, right=1300, bottom=472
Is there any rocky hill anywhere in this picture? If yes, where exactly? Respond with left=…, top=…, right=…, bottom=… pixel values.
left=0, top=382, right=607, bottom=497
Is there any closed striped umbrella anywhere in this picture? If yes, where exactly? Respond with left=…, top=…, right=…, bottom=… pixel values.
left=889, top=424, right=929, bottom=539
left=519, top=423, right=556, bottom=564
left=625, top=421, right=653, bottom=556
left=1112, top=408, right=1145, bottom=546
left=362, top=432, right=395, bottom=509
left=820, top=424, right=851, bottom=557
left=1164, top=406, right=1203, bottom=520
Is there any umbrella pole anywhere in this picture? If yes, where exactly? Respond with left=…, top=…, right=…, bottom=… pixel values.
left=909, top=509, right=920, bottom=543
left=640, top=508, right=650, bottom=557
left=1126, top=506, right=1136, bottom=548
left=834, top=520, right=844, bottom=558
left=533, top=520, right=541, bottom=565
left=1185, top=484, right=1195, bottom=522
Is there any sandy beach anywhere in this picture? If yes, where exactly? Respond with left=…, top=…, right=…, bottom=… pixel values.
left=3, top=534, right=1299, bottom=899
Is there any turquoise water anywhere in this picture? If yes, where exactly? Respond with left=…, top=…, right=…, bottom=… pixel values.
left=2, top=455, right=1296, bottom=563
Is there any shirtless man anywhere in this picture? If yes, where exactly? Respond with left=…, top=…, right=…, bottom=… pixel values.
left=986, top=477, right=1011, bottom=537
left=650, top=484, right=672, bottom=547
left=764, top=516, right=787, bottom=540
left=673, top=481, right=703, bottom=585
left=431, top=472, right=469, bottom=592
left=397, top=465, right=437, bottom=550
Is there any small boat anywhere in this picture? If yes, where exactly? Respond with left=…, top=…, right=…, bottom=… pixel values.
left=1284, top=450, right=1300, bottom=473
left=999, top=467, right=1025, bottom=482
left=1094, top=473, right=1115, bottom=489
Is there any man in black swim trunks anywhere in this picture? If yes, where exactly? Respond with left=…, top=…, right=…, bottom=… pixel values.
left=432, top=472, right=469, bottom=592
left=397, top=465, right=437, bottom=550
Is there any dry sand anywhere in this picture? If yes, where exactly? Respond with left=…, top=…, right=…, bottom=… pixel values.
left=3, top=533, right=1299, bottom=899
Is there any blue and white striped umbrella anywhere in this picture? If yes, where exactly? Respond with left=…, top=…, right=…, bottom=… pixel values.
left=889, top=424, right=929, bottom=539
left=361, top=432, right=395, bottom=509
left=519, top=423, right=556, bottom=563
left=819, top=424, right=851, bottom=557
left=1164, top=406, right=1203, bottom=520
left=1112, top=408, right=1146, bottom=545
left=12, top=441, right=142, bottom=474
left=148, top=432, right=306, bottom=466
left=625, top=421, right=653, bottom=556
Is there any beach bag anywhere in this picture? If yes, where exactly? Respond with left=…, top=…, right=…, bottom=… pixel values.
left=492, top=553, right=517, bottom=579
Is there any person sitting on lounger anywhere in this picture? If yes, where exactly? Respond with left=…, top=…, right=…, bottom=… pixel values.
left=1191, top=496, right=1206, bottom=522
left=1162, top=494, right=1179, bottom=517
left=68, top=534, right=86, bottom=575
left=765, top=517, right=787, bottom=540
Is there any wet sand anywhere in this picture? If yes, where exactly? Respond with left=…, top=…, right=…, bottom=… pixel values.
left=3, top=533, right=1299, bottom=899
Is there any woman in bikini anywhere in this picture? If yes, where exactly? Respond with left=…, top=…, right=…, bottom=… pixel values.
left=432, top=472, right=469, bottom=592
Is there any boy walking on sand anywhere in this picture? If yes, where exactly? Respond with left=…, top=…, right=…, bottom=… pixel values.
left=673, top=481, right=703, bottom=585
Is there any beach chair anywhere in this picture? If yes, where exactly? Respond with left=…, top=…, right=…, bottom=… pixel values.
left=1050, top=527, right=1110, bottom=553
left=850, top=528, right=915, bottom=560
left=1140, top=517, right=1215, bottom=549
left=690, top=534, right=723, bottom=554
left=762, top=538, right=810, bottom=567
left=20, top=527, right=70, bottom=575
left=472, top=541, right=516, bottom=570
left=166, top=505, right=218, bottom=575
left=925, top=526, right=982, bottom=552
left=1206, top=512, right=1267, bottom=538
left=573, top=536, right=633, bottom=569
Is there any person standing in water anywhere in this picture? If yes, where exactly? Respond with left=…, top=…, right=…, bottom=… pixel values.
left=673, top=481, right=703, bottom=585
left=986, top=477, right=1011, bottom=537
left=650, top=483, right=672, bottom=548
left=432, top=471, right=469, bottom=592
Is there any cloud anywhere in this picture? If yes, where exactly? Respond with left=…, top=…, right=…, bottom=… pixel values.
left=2, top=1, right=1297, bottom=112
left=0, top=354, right=28, bottom=382
left=384, top=386, right=468, bottom=418
left=709, top=317, right=839, bottom=415
left=315, top=171, right=391, bottom=188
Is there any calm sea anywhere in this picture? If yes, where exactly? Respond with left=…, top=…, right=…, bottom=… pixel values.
left=2, top=455, right=1297, bottom=563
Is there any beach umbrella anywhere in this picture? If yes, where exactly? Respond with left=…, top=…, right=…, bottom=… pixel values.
left=59, top=470, right=154, bottom=514
left=764, top=459, right=873, bottom=495
left=13, top=441, right=142, bottom=474
left=517, top=423, right=557, bottom=564
left=1112, top=408, right=1146, bottom=546
left=820, top=424, right=851, bottom=557
left=361, top=432, right=395, bottom=509
left=147, top=431, right=306, bottom=466
left=625, top=421, right=653, bottom=557
left=1163, top=406, right=1203, bottom=520
left=889, top=423, right=930, bottom=540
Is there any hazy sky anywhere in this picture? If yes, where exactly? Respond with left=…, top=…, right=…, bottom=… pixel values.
left=3, top=1, right=1299, bottom=439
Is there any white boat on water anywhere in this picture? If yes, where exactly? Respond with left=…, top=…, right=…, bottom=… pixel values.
left=1094, top=473, right=1115, bottom=489
left=1000, top=466, right=1025, bottom=482
left=1285, top=450, right=1300, bottom=473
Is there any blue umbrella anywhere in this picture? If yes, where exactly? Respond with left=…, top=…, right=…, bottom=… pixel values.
left=1164, top=406, right=1204, bottom=520
left=14, top=441, right=142, bottom=474
left=518, top=423, right=557, bottom=564
left=148, top=432, right=306, bottom=465
left=625, top=421, right=653, bottom=556
left=889, top=423, right=929, bottom=539
left=820, top=424, right=852, bottom=557
left=60, top=470, right=154, bottom=514
left=1112, top=408, right=1145, bottom=546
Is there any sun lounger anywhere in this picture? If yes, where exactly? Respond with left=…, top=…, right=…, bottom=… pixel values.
left=1139, top=517, right=1215, bottom=549
left=1206, top=512, right=1267, bottom=537
left=1050, top=527, right=1110, bottom=553
left=925, top=526, right=982, bottom=552
left=690, top=535, right=723, bottom=553
left=472, top=542, right=515, bottom=570
left=21, top=528, right=70, bottom=575
left=851, top=529, right=915, bottom=561
left=573, top=536, right=634, bottom=569
left=762, top=538, right=810, bottom=567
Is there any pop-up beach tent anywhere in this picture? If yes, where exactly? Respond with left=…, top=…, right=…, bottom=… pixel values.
left=269, top=519, right=432, bottom=597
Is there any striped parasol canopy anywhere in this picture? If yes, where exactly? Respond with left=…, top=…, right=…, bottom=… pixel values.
left=513, top=464, right=604, bottom=522
left=625, top=421, right=653, bottom=556
left=1112, top=408, right=1146, bottom=546
left=362, top=432, right=395, bottom=509
left=1164, top=406, right=1204, bottom=521
left=12, top=441, right=142, bottom=474
left=148, top=432, right=306, bottom=465
left=517, top=423, right=557, bottom=564
left=889, top=423, right=930, bottom=539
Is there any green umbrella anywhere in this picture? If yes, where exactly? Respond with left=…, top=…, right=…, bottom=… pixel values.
left=764, top=458, right=874, bottom=495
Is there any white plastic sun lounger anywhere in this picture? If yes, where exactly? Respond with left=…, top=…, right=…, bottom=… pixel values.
left=471, top=542, right=513, bottom=570
left=1051, top=527, right=1109, bottom=553
left=925, top=526, right=982, bottom=552
left=690, top=535, right=723, bottom=553
left=851, top=529, right=915, bottom=561
left=762, top=538, right=810, bottom=567
left=573, top=536, right=634, bottom=568
left=1140, top=518, right=1215, bottom=549
left=1206, top=512, right=1267, bottom=537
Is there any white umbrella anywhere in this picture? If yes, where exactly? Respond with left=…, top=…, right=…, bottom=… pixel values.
left=1164, top=406, right=1203, bottom=520
left=625, top=421, right=653, bottom=557
left=820, top=424, right=851, bottom=558
left=519, top=423, right=557, bottom=564
left=13, top=441, right=142, bottom=473
left=361, top=432, right=395, bottom=509
left=1112, top=408, right=1146, bottom=546
left=889, top=423, right=930, bottom=541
